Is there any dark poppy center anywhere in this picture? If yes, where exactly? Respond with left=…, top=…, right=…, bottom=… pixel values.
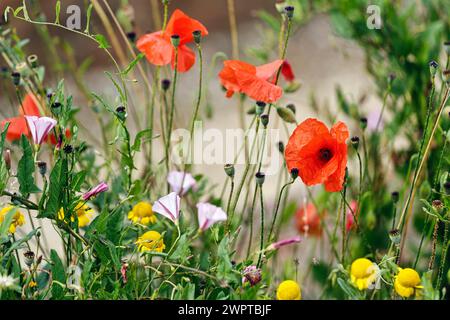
left=318, top=148, right=333, bottom=162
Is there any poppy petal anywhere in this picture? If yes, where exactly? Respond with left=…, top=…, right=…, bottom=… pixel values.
left=255, top=59, right=283, bottom=80
left=238, top=75, right=283, bottom=103
left=219, top=60, right=256, bottom=98
left=281, top=61, right=295, bottom=82
left=165, top=9, right=208, bottom=45
left=171, top=44, right=196, bottom=72
left=331, top=121, right=350, bottom=143
left=19, top=94, right=41, bottom=116
left=137, top=31, right=173, bottom=67
left=324, top=144, right=347, bottom=192
left=1, top=117, right=29, bottom=142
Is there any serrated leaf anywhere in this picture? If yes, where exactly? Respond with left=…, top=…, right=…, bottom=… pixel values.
left=17, top=135, right=40, bottom=197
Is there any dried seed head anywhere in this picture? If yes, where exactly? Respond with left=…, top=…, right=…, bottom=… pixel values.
left=432, top=199, right=444, bottom=213
left=192, top=30, right=202, bottom=44
left=284, top=6, right=295, bottom=19
left=255, top=101, right=266, bottom=116
left=171, top=34, right=180, bottom=48
left=11, top=71, right=21, bottom=86
left=389, top=229, right=401, bottom=246
left=23, top=251, right=35, bottom=267
left=260, top=115, right=269, bottom=128
left=255, top=172, right=266, bottom=186
left=27, top=55, right=38, bottom=68
left=351, top=136, right=360, bottom=150
left=224, top=164, right=235, bottom=178
left=290, top=168, right=299, bottom=180
left=161, top=79, right=171, bottom=91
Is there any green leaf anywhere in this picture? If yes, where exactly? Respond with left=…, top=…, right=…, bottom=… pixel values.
left=0, top=123, right=10, bottom=194
left=55, top=0, right=61, bottom=24
left=170, top=234, right=190, bottom=262
left=42, top=158, right=68, bottom=218
left=2, top=229, right=39, bottom=263
left=106, top=208, right=124, bottom=245
left=50, top=249, right=66, bottom=299
left=121, top=53, right=144, bottom=76
left=84, top=3, right=94, bottom=34
left=132, top=129, right=153, bottom=152
left=94, top=34, right=111, bottom=49
left=17, top=135, right=40, bottom=197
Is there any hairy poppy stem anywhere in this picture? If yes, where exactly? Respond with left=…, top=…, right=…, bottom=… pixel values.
left=256, top=185, right=265, bottom=268
left=227, top=0, right=239, bottom=59
left=268, top=179, right=295, bottom=243
left=246, top=185, right=258, bottom=259
left=437, top=221, right=449, bottom=290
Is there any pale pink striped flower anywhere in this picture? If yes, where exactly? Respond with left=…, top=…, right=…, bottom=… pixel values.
left=266, top=236, right=302, bottom=251
left=153, top=192, right=181, bottom=223
left=82, top=182, right=108, bottom=201
left=167, top=171, right=196, bottom=195
left=197, top=202, right=227, bottom=231
left=25, top=116, right=57, bottom=146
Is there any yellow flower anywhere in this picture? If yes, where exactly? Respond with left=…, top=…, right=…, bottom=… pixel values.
left=29, top=281, right=37, bottom=288
left=350, top=258, right=379, bottom=290
left=58, top=202, right=94, bottom=228
left=136, top=231, right=165, bottom=253
left=0, top=206, right=25, bottom=234
left=276, top=280, right=301, bottom=300
left=394, top=268, right=423, bottom=298
left=128, top=202, right=157, bottom=225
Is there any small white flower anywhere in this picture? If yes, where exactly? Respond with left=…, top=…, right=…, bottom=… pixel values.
left=153, top=192, right=181, bottom=223
left=0, top=273, right=18, bottom=290
left=167, top=171, right=196, bottom=195
left=197, top=202, right=227, bottom=231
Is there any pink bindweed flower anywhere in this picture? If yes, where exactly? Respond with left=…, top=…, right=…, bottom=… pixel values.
left=153, top=192, right=181, bottom=223
left=266, top=236, right=302, bottom=251
left=82, top=182, right=109, bottom=201
left=167, top=171, right=196, bottom=195
left=25, top=116, right=57, bottom=146
left=197, top=202, right=227, bottom=231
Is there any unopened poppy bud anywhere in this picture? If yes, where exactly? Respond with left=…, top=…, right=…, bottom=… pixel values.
left=37, top=161, right=47, bottom=176
left=276, top=106, right=296, bottom=124
left=445, top=41, right=450, bottom=55
left=27, top=54, right=38, bottom=68
left=193, top=30, right=202, bottom=44
left=23, top=250, right=35, bottom=267
left=260, top=115, right=269, bottom=128
left=0, top=66, right=8, bottom=78
left=3, top=149, right=11, bottom=171
left=429, top=60, right=439, bottom=77
left=116, top=106, right=127, bottom=121
left=11, top=71, right=21, bottom=86
left=171, top=34, right=180, bottom=48
left=290, top=168, right=299, bottom=180
left=255, top=172, right=266, bottom=186
left=350, top=136, right=360, bottom=150
left=391, top=191, right=399, bottom=203
left=63, top=144, right=74, bottom=154
left=389, top=229, right=401, bottom=246
left=224, top=164, right=235, bottom=178
left=360, top=117, right=368, bottom=130
left=286, top=103, right=296, bottom=114
left=432, top=199, right=444, bottom=214
left=255, top=101, right=266, bottom=116
left=284, top=6, right=295, bottom=19
left=278, top=141, right=285, bottom=153
left=161, top=79, right=171, bottom=91
left=126, top=31, right=136, bottom=42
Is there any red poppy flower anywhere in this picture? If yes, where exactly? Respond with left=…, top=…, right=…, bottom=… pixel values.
left=295, top=203, right=322, bottom=236
left=281, top=60, right=295, bottom=82
left=285, top=118, right=349, bottom=192
left=137, top=9, right=208, bottom=72
left=218, top=59, right=283, bottom=103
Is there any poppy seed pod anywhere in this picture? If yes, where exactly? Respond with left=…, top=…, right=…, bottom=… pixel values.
left=278, top=141, right=285, bottom=153
left=192, top=30, right=202, bottom=44
left=171, top=34, right=180, bottom=48
left=3, top=149, right=11, bottom=171
left=63, top=144, right=74, bottom=154
left=126, top=31, right=137, bottom=43
left=224, top=164, right=235, bottom=178
left=255, top=172, right=266, bottom=186
left=51, top=102, right=61, bottom=110
left=116, top=106, right=127, bottom=121
left=284, top=6, right=295, bottom=19
left=290, top=168, right=299, bottom=180
left=27, top=55, right=38, bottom=68
left=23, top=251, right=35, bottom=267
left=11, top=71, right=21, bottom=86
left=255, top=101, right=266, bottom=116
left=429, top=60, right=439, bottom=77
left=389, top=229, right=401, bottom=246
left=261, top=115, right=269, bottom=128
left=161, top=79, right=171, bottom=91
left=37, top=161, right=47, bottom=176
left=351, top=136, right=360, bottom=150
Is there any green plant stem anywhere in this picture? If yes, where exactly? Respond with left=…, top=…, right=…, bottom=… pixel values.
left=437, top=221, right=449, bottom=290
left=246, top=185, right=258, bottom=259
left=268, top=179, right=295, bottom=243
left=256, top=184, right=265, bottom=268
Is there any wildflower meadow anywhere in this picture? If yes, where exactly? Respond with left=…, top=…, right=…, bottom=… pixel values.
left=0, top=0, right=449, bottom=305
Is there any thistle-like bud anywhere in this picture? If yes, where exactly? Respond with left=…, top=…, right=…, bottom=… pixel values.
left=391, top=191, right=399, bottom=203
left=161, top=79, right=171, bottom=91
left=432, top=199, right=444, bottom=214
left=284, top=6, right=295, bottom=19
left=350, top=136, right=360, bottom=150
left=429, top=60, right=439, bottom=77
left=255, top=101, right=266, bottom=116
left=260, top=115, right=269, bottom=128
left=360, top=117, right=368, bottom=130
left=193, top=30, right=202, bottom=44
left=11, top=71, right=21, bottom=86
left=389, top=229, right=401, bottom=246
left=37, top=161, right=47, bottom=176
left=23, top=251, right=35, bottom=267
left=224, top=164, right=235, bottom=178
left=3, top=149, right=11, bottom=171
left=286, top=103, right=296, bottom=114
left=171, top=34, right=180, bottom=48
left=27, top=55, right=38, bottom=68
left=255, top=172, right=266, bottom=186
left=290, top=168, right=299, bottom=180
